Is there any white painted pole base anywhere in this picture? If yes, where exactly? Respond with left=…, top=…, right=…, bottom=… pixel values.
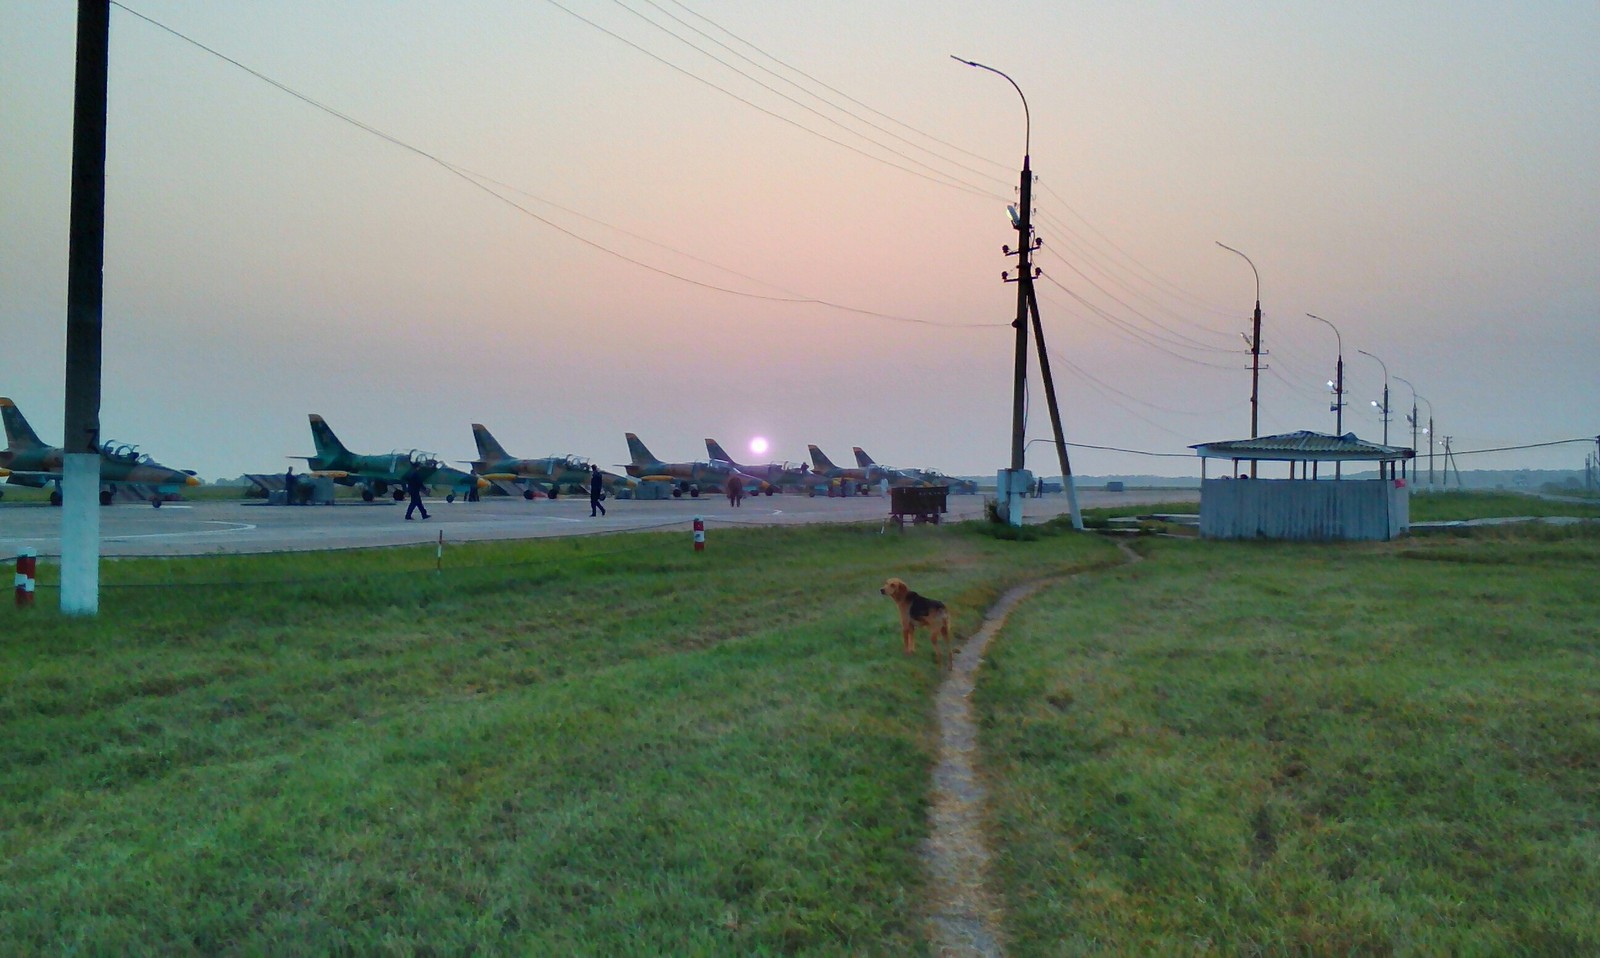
left=60, top=452, right=101, bottom=615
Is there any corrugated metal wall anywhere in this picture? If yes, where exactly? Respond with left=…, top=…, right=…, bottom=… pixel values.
left=1199, top=478, right=1410, bottom=540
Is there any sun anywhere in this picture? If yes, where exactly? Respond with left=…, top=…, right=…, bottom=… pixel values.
left=749, top=436, right=769, bottom=456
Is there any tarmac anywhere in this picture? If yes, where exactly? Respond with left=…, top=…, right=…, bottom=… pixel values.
left=0, top=487, right=1198, bottom=558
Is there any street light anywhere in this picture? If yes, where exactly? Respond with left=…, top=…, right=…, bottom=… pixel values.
left=1395, top=376, right=1434, bottom=487
left=952, top=56, right=1031, bottom=478
left=1217, top=243, right=1263, bottom=453
left=1305, top=314, right=1345, bottom=436
left=1357, top=349, right=1390, bottom=445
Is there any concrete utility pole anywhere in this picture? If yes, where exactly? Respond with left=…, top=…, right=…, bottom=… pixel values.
left=1306, top=313, right=1345, bottom=478
left=1359, top=350, right=1391, bottom=447
left=1217, top=243, right=1262, bottom=476
left=953, top=56, right=1082, bottom=530
left=61, top=0, right=111, bottom=615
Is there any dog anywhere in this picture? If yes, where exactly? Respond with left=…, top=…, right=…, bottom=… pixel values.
left=880, top=577, right=953, bottom=670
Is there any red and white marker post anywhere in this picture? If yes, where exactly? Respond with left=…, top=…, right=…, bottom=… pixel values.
left=693, top=516, right=705, bottom=552
left=15, top=548, right=37, bottom=608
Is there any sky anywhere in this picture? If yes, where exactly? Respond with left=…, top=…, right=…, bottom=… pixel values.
left=2, top=1, right=1596, bottom=482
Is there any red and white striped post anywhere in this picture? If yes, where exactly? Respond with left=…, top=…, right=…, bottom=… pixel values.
left=693, top=516, right=705, bottom=552
left=15, top=548, right=36, bottom=608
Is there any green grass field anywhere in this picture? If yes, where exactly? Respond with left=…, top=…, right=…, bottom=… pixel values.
left=2, top=523, right=1113, bottom=955
left=980, top=525, right=1600, bottom=955
left=4, top=502, right=1596, bottom=954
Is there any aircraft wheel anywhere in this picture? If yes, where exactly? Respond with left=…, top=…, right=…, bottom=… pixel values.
left=672, top=488, right=682, bottom=498
left=766, top=488, right=774, bottom=496
left=50, top=490, right=63, bottom=506
left=523, top=490, right=536, bottom=500
left=690, top=488, right=700, bottom=498
left=99, top=490, right=114, bottom=506
left=549, top=489, right=558, bottom=500
left=362, top=489, right=375, bottom=502
left=393, top=489, right=406, bottom=502
left=446, top=493, right=456, bottom=504
left=152, top=498, right=162, bottom=509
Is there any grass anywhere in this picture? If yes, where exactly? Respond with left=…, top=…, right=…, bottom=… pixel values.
left=1410, top=489, right=1600, bottom=522
left=1, top=522, right=1113, bottom=955
left=8, top=499, right=1597, bottom=954
left=978, top=526, right=1600, bottom=955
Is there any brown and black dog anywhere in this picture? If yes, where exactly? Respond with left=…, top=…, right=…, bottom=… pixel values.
left=880, top=577, right=953, bottom=670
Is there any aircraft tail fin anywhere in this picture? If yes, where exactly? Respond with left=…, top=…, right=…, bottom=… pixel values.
left=0, top=398, right=46, bottom=451
left=705, top=438, right=735, bottom=464
left=808, top=444, right=837, bottom=472
left=852, top=446, right=876, bottom=467
left=471, top=423, right=511, bottom=464
left=307, top=414, right=349, bottom=464
left=625, top=433, right=658, bottom=467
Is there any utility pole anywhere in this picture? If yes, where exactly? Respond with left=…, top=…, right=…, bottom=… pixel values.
left=953, top=56, right=1082, bottom=530
left=61, top=0, right=111, bottom=615
left=1218, top=243, right=1262, bottom=476
left=1307, top=313, right=1344, bottom=477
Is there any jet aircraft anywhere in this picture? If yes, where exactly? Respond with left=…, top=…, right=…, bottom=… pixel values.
left=806, top=444, right=875, bottom=495
left=469, top=423, right=635, bottom=499
left=297, top=414, right=486, bottom=502
left=703, top=438, right=828, bottom=496
left=0, top=396, right=199, bottom=506
left=623, top=433, right=766, bottom=498
left=851, top=447, right=928, bottom=489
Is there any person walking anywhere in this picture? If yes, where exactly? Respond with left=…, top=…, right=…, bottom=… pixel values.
left=589, top=464, right=607, bottom=517
left=404, top=469, right=430, bottom=520
left=283, top=466, right=298, bottom=506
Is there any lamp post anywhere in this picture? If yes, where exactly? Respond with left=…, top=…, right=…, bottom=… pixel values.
left=952, top=56, right=1030, bottom=478
left=1405, top=386, right=1435, bottom=489
left=1217, top=243, right=1263, bottom=451
left=1305, top=314, right=1345, bottom=435
left=954, top=56, right=1040, bottom=526
left=1306, top=313, right=1344, bottom=479
left=1358, top=349, right=1390, bottom=446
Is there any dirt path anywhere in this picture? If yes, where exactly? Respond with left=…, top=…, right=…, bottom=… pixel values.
left=922, top=542, right=1141, bottom=956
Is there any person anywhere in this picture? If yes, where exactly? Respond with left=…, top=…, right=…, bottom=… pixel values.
left=404, top=469, right=430, bottom=520
left=589, top=464, right=607, bottom=517
left=727, top=473, right=743, bottom=507
left=284, top=466, right=298, bottom=506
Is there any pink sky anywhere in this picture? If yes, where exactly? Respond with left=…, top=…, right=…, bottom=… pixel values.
left=2, top=1, right=1595, bottom=480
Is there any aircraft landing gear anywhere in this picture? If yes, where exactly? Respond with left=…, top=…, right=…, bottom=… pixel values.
left=50, top=489, right=64, bottom=506
left=524, top=489, right=537, bottom=500
left=392, top=489, right=406, bottom=502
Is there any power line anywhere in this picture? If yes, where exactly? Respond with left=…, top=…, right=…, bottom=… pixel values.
left=619, top=0, right=1012, bottom=189
left=111, top=3, right=1004, bottom=330
left=542, top=0, right=1005, bottom=201
left=656, top=0, right=1014, bottom=177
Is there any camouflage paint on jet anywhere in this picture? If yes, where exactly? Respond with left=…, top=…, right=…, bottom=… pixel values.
left=298, top=414, right=486, bottom=502
left=704, top=438, right=827, bottom=496
left=622, top=433, right=766, bottom=498
left=0, top=396, right=199, bottom=506
left=470, top=423, right=635, bottom=500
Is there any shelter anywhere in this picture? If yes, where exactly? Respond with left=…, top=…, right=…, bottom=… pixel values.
left=1190, top=431, right=1414, bottom=541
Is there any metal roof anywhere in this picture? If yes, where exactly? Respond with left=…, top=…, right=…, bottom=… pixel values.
left=1190, top=430, right=1414, bottom=462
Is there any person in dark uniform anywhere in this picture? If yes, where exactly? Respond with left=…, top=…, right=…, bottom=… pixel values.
left=404, top=469, right=430, bottom=520
left=727, top=473, right=744, bottom=507
left=589, top=464, right=607, bottom=517
left=284, top=466, right=298, bottom=506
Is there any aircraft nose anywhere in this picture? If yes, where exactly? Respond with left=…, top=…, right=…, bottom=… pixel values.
left=185, top=474, right=200, bottom=486
left=475, top=477, right=490, bottom=489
